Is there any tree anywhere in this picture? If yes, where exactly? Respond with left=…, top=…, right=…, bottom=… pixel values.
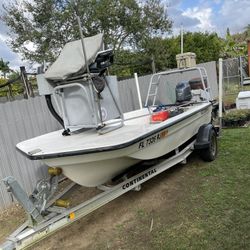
left=180, top=32, right=224, bottom=63
left=111, top=31, right=224, bottom=78
left=243, top=24, right=250, bottom=39
left=139, top=32, right=223, bottom=71
left=222, top=28, right=247, bottom=58
left=110, top=49, right=155, bottom=78
left=231, top=24, right=250, bottom=48
left=140, top=36, right=179, bottom=70
left=0, top=58, right=10, bottom=78
left=1, top=0, right=172, bottom=63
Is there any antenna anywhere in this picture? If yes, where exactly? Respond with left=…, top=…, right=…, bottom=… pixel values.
left=70, top=0, right=90, bottom=75
left=70, top=0, right=104, bottom=127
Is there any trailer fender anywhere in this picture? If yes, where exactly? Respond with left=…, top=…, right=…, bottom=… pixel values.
left=194, top=124, right=217, bottom=149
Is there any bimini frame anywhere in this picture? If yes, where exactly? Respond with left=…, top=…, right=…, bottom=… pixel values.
left=145, top=66, right=212, bottom=107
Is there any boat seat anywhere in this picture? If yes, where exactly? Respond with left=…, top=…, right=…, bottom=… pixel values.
left=89, top=49, right=114, bottom=74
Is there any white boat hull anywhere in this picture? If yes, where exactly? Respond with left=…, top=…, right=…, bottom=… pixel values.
left=39, top=103, right=212, bottom=187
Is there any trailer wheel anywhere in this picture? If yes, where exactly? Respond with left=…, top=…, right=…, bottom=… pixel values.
left=199, top=130, right=217, bottom=162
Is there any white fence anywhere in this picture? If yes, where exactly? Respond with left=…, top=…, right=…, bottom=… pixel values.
left=0, top=61, right=218, bottom=209
left=0, top=97, right=61, bottom=209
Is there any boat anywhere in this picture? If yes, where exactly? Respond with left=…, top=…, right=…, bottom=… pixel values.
left=16, top=34, right=215, bottom=187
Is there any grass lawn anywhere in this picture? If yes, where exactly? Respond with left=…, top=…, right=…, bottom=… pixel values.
left=154, top=127, right=250, bottom=250
left=94, top=127, right=250, bottom=250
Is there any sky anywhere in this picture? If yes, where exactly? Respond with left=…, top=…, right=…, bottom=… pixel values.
left=0, top=0, right=250, bottom=69
left=167, top=0, right=250, bottom=35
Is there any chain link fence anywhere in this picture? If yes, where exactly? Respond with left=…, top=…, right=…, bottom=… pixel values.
left=222, top=56, right=250, bottom=109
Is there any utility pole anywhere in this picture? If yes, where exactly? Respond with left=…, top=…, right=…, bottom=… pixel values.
left=248, top=40, right=250, bottom=77
left=181, top=23, right=184, bottom=54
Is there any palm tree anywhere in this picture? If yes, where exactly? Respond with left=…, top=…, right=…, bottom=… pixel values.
left=244, top=24, right=250, bottom=39
left=222, top=28, right=247, bottom=58
left=0, top=58, right=10, bottom=78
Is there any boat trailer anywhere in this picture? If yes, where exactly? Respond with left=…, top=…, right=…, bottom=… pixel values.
left=1, top=140, right=196, bottom=250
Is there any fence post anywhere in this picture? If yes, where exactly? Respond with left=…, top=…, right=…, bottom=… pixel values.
left=218, top=58, right=223, bottom=134
left=8, top=84, right=14, bottom=100
left=134, top=73, right=143, bottom=109
left=151, top=55, right=156, bottom=74
left=239, top=56, right=243, bottom=86
left=20, top=66, right=35, bottom=98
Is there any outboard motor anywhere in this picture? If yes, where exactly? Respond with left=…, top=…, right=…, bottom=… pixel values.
left=175, top=81, right=192, bottom=102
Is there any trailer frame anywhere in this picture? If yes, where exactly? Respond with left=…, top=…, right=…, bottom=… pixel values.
left=1, top=139, right=196, bottom=250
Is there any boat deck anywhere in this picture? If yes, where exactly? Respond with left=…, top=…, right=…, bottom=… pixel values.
left=16, top=102, right=211, bottom=159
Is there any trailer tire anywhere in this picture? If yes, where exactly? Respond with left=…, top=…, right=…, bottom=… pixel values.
left=199, top=129, right=217, bottom=162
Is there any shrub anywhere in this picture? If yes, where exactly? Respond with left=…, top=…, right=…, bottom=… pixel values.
left=223, top=109, right=250, bottom=127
